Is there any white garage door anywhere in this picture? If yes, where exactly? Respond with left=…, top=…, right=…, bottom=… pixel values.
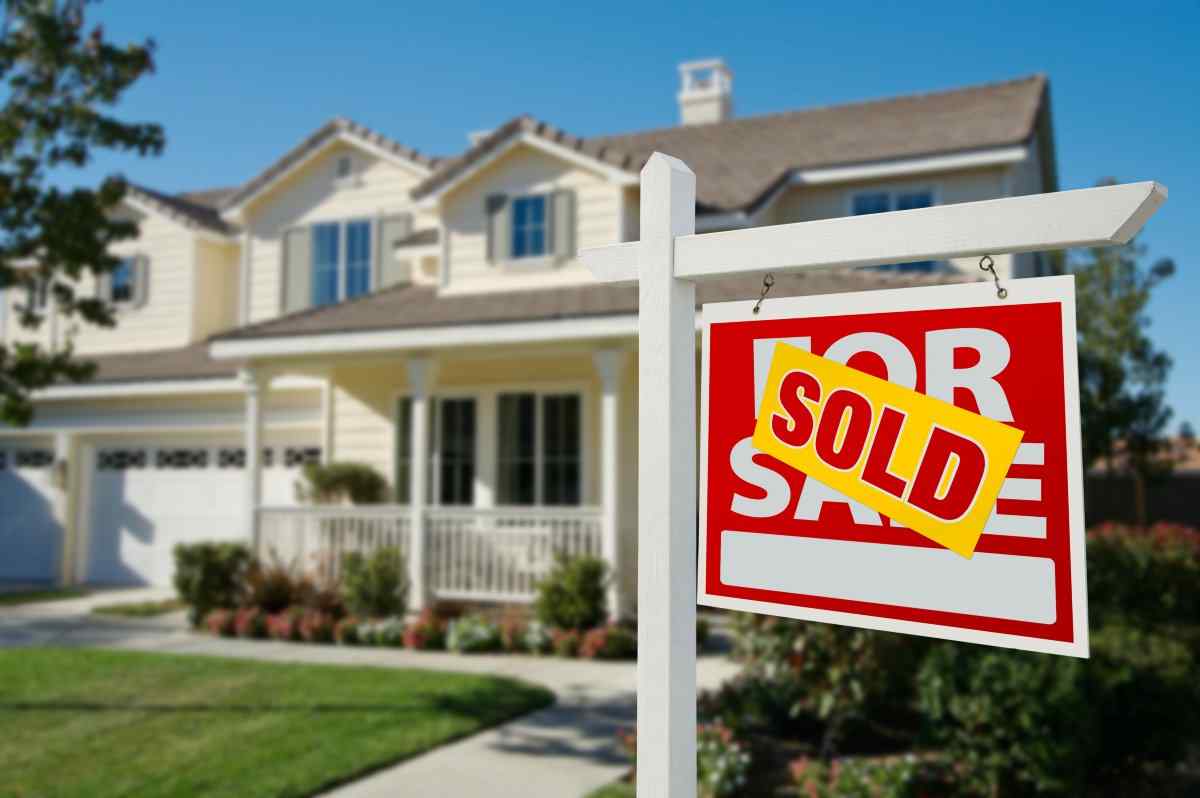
left=0, top=445, right=60, bottom=583
left=86, top=442, right=318, bottom=586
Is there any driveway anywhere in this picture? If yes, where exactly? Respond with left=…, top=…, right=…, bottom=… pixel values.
left=0, top=598, right=740, bottom=797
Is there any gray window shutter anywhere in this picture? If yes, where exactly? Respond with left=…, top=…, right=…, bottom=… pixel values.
left=485, top=194, right=510, bottom=263
left=551, top=190, right=575, bottom=259
left=132, top=255, right=150, bottom=308
left=378, top=214, right=414, bottom=288
left=282, top=227, right=312, bottom=313
left=95, top=271, right=112, bottom=303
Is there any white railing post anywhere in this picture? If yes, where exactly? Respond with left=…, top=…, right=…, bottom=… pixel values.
left=638, top=153, right=697, bottom=798
left=240, top=368, right=264, bottom=545
left=593, top=348, right=625, bottom=619
left=407, top=357, right=436, bottom=611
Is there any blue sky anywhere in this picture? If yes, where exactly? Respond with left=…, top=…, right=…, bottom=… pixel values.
left=74, top=1, right=1197, bottom=428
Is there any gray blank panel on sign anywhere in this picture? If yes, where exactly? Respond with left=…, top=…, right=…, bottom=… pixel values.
left=720, top=531, right=1056, bottom=624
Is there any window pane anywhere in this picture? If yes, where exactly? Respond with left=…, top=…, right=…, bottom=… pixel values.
left=312, top=223, right=340, bottom=306
left=345, top=220, right=371, bottom=299
left=498, top=393, right=536, bottom=504
left=851, top=192, right=890, bottom=215
left=395, top=397, right=412, bottom=503
left=439, top=398, right=475, bottom=506
left=510, top=195, right=547, bottom=259
left=896, top=191, right=933, bottom=211
left=111, top=258, right=134, bottom=303
left=542, top=394, right=581, bottom=506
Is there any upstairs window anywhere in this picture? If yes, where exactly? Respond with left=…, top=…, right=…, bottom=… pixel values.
left=111, top=257, right=135, bottom=304
left=851, top=188, right=936, bottom=271
left=511, top=195, right=547, bottom=259
left=311, top=219, right=372, bottom=307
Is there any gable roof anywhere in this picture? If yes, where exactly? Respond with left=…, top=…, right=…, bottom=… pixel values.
left=413, top=74, right=1049, bottom=212
left=124, top=183, right=238, bottom=236
left=219, top=117, right=443, bottom=218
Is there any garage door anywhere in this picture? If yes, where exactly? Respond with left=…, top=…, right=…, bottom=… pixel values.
left=0, top=445, right=60, bottom=583
left=86, top=442, right=319, bottom=586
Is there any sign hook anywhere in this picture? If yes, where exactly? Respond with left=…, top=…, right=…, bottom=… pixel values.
left=752, top=272, right=776, bottom=314
left=978, top=255, right=1008, bottom=300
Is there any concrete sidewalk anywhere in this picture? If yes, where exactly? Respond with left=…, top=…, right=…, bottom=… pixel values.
left=0, top=604, right=739, bottom=797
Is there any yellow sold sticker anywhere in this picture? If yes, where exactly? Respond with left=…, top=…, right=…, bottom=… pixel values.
left=752, top=342, right=1024, bottom=558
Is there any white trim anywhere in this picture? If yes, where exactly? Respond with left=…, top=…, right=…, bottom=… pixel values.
left=583, top=180, right=1167, bottom=284
left=417, top=131, right=638, bottom=208
left=34, top=374, right=323, bottom=401
left=210, top=313, right=640, bottom=360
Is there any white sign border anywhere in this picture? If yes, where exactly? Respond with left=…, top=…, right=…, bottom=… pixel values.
left=697, top=276, right=1089, bottom=658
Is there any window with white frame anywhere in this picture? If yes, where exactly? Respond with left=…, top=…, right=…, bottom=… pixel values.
left=850, top=187, right=937, bottom=271
left=497, top=392, right=581, bottom=506
left=311, top=219, right=372, bottom=307
left=394, top=396, right=476, bottom=506
left=511, top=195, right=548, bottom=259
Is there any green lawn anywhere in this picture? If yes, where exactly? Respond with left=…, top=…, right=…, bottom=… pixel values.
left=0, top=587, right=89, bottom=606
left=0, top=648, right=554, bottom=798
left=585, top=784, right=634, bottom=798
left=91, top=598, right=185, bottom=617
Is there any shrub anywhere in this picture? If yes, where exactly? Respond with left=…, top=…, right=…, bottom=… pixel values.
left=298, top=610, right=335, bottom=644
left=1087, top=522, right=1200, bottom=628
left=299, top=461, right=389, bottom=504
left=266, top=609, right=302, bottom=642
left=234, top=607, right=266, bottom=639
left=580, top=624, right=637, bottom=660
left=334, top=616, right=361, bottom=645
left=619, top=722, right=751, bottom=798
left=790, top=753, right=953, bottom=798
left=534, top=554, right=609, bottom=631
left=523, top=620, right=552, bottom=654
left=404, top=609, right=445, bottom=650
left=447, top=614, right=503, bottom=653
left=173, top=542, right=251, bottom=626
left=697, top=616, right=712, bottom=650
left=205, top=608, right=236, bottom=637
left=341, top=547, right=407, bottom=618
left=499, top=612, right=527, bottom=652
left=551, top=627, right=581, bottom=657
left=241, top=557, right=309, bottom=614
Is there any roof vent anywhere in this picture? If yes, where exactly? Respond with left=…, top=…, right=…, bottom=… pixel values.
left=678, top=59, right=733, bottom=126
left=468, top=129, right=493, bottom=147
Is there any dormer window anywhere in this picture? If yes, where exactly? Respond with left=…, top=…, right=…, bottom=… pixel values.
left=511, top=195, right=547, bottom=258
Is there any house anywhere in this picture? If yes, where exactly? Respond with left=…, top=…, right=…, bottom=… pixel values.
left=0, top=62, right=1058, bottom=616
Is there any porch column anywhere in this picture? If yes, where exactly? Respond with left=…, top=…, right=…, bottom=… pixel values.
left=593, top=348, right=626, bottom=619
left=241, top=368, right=264, bottom=544
left=406, top=357, right=436, bottom=612
left=52, top=432, right=75, bottom=586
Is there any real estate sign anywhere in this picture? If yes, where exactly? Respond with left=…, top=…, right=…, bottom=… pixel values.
left=698, top=277, right=1089, bottom=657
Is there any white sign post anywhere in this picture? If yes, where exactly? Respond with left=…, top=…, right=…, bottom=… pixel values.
left=582, top=152, right=1165, bottom=798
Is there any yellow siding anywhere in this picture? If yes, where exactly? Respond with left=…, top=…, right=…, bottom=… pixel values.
left=244, top=142, right=432, bottom=324
left=192, top=238, right=240, bottom=339
left=769, top=166, right=1020, bottom=277
left=441, top=143, right=622, bottom=293
left=3, top=209, right=198, bottom=355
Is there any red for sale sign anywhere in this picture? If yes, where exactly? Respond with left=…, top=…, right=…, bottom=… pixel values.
left=697, top=278, right=1089, bottom=657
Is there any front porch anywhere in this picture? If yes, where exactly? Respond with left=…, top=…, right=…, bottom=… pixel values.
left=239, top=341, right=636, bottom=614
left=257, top=504, right=604, bottom=605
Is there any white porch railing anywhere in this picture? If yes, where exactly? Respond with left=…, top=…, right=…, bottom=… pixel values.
left=255, top=505, right=604, bottom=602
left=257, top=506, right=413, bottom=582
left=426, top=506, right=604, bottom=602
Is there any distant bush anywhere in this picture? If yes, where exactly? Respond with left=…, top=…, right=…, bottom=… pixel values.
left=404, top=609, right=445, bottom=650
left=173, top=542, right=251, bottom=626
left=534, top=555, right=609, bottom=631
left=498, top=611, right=528, bottom=653
left=523, top=620, right=552, bottom=654
left=447, top=614, right=502, bottom=653
left=299, top=461, right=389, bottom=505
left=341, top=547, right=407, bottom=618
left=234, top=607, right=266, bottom=639
left=1087, top=522, right=1200, bottom=628
left=266, top=609, right=303, bottom=642
left=298, top=610, right=336, bottom=644
left=205, top=608, right=236, bottom=637
left=580, top=624, right=637, bottom=660
left=790, top=753, right=953, bottom=798
left=334, top=616, right=361, bottom=645
left=241, top=557, right=310, bottom=614
left=551, top=628, right=581, bottom=658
